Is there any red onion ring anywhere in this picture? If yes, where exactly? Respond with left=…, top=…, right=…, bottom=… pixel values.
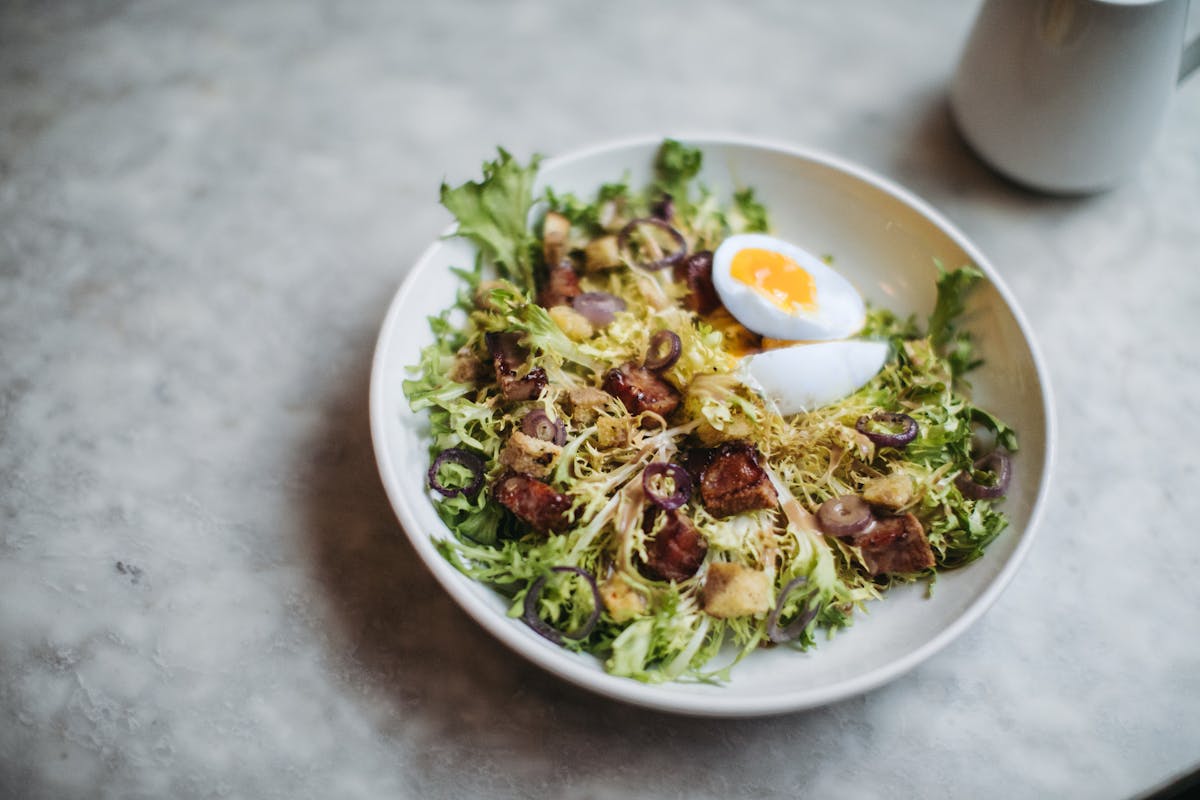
left=643, top=330, right=682, bottom=372
left=520, top=408, right=566, bottom=446
left=617, top=217, right=687, bottom=271
left=767, top=576, right=820, bottom=644
left=956, top=451, right=1012, bottom=500
left=816, top=495, right=875, bottom=537
left=427, top=448, right=485, bottom=499
left=855, top=412, right=919, bottom=448
left=651, top=193, right=675, bottom=221
left=571, top=291, right=627, bottom=327
left=642, top=461, right=692, bottom=510
left=522, top=566, right=602, bottom=645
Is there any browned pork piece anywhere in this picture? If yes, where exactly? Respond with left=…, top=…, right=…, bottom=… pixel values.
left=537, top=211, right=582, bottom=309
left=696, top=441, right=779, bottom=518
left=536, top=260, right=582, bottom=309
left=639, top=508, right=708, bottom=582
left=602, top=362, right=681, bottom=419
left=492, top=472, right=573, bottom=533
left=486, top=332, right=547, bottom=401
left=854, top=512, right=935, bottom=576
left=673, top=250, right=721, bottom=315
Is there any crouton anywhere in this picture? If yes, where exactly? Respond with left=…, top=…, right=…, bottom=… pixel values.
left=701, top=562, right=772, bottom=619
left=447, top=346, right=487, bottom=384
left=862, top=473, right=914, bottom=510
left=542, top=211, right=571, bottom=267
left=565, top=385, right=610, bottom=425
left=693, top=413, right=757, bottom=446
left=498, top=430, right=561, bottom=479
left=595, top=416, right=630, bottom=449
left=548, top=304, right=594, bottom=341
left=584, top=235, right=622, bottom=272
left=599, top=574, right=647, bottom=623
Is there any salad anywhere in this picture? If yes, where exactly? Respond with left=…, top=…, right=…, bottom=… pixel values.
left=403, top=139, right=1017, bottom=683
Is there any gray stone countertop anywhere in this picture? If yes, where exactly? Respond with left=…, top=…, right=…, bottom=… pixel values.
left=2, top=1, right=1199, bottom=798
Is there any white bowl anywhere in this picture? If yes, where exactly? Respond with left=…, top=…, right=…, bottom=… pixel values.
left=369, top=135, right=1054, bottom=717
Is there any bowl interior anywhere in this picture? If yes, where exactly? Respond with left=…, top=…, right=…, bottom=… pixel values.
left=370, top=136, right=1052, bottom=716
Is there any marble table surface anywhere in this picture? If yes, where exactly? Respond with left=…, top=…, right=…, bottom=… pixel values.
left=3, top=1, right=1199, bottom=798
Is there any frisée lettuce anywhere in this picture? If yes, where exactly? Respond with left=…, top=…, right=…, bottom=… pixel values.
left=403, top=140, right=1017, bottom=683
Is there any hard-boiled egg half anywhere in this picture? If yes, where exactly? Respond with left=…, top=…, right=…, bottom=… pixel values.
left=712, top=233, right=866, bottom=341
left=711, top=233, right=887, bottom=415
left=742, top=340, right=889, bottom=415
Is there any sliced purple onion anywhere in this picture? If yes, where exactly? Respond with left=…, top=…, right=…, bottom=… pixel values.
left=644, top=330, right=682, bottom=372
left=856, top=411, right=919, bottom=448
left=571, top=291, right=627, bottom=327
left=956, top=451, right=1012, bottom=500
left=651, top=193, right=675, bottom=221
left=817, top=495, right=875, bottom=537
left=642, top=461, right=692, bottom=510
left=427, top=447, right=485, bottom=499
left=617, top=217, right=687, bottom=271
left=767, top=576, right=820, bottom=644
left=522, top=566, right=602, bottom=645
left=520, top=408, right=566, bottom=446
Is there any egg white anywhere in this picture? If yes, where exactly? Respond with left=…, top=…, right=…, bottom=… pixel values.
left=741, top=340, right=888, bottom=415
left=711, top=233, right=866, bottom=341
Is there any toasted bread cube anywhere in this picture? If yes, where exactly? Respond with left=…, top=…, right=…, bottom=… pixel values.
left=595, top=416, right=629, bottom=449
left=701, top=562, right=771, bottom=619
left=600, top=575, right=647, bottom=623
left=584, top=235, right=622, bottom=272
left=498, top=430, right=561, bottom=479
left=693, top=413, right=756, bottom=446
left=548, top=305, right=594, bottom=341
left=542, top=211, right=571, bottom=267
left=566, top=385, right=610, bottom=424
left=448, top=346, right=487, bottom=384
left=862, top=472, right=914, bottom=509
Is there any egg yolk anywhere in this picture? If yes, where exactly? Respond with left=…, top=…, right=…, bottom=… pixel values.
left=729, top=248, right=818, bottom=313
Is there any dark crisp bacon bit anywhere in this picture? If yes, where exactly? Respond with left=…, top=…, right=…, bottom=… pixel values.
left=602, top=362, right=681, bottom=419
left=677, top=446, right=718, bottom=483
left=698, top=441, right=779, bottom=518
left=673, top=250, right=721, bottom=315
left=639, top=508, right=708, bottom=582
left=536, top=260, right=582, bottom=309
left=853, top=512, right=935, bottom=576
left=492, top=472, right=574, bottom=533
left=486, top=331, right=547, bottom=401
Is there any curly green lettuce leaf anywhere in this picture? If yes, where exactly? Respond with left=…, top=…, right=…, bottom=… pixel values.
left=606, top=588, right=718, bottom=682
left=730, top=188, right=770, bottom=233
left=440, top=148, right=541, bottom=293
left=928, top=263, right=986, bottom=379
left=544, top=179, right=633, bottom=234
left=654, top=138, right=703, bottom=199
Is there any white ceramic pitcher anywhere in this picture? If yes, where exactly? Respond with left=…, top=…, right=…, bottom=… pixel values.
left=950, top=0, right=1199, bottom=193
